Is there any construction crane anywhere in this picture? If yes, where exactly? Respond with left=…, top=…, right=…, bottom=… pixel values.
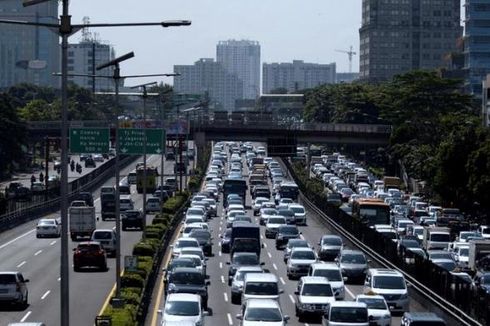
left=335, top=46, right=357, bottom=73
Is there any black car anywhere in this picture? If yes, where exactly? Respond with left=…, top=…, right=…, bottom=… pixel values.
left=275, top=225, right=301, bottom=249
left=226, top=252, right=261, bottom=282
left=85, top=157, right=96, bottom=168
left=174, top=162, right=187, bottom=174
left=163, top=257, right=200, bottom=288
left=166, top=267, right=209, bottom=309
left=189, top=229, right=213, bottom=256
left=337, top=249, right=369, bottom=283
left=220, top=228, right=232, bottom=253
left=121, top=210, right=144, bottom=230
left=75, top=191, right=94, bottom=207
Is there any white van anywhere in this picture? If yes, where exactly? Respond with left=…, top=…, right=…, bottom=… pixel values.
left=322, top=301, right=369, bottom=326
left=242, top=273, right=282, bottom=304
left=91, top=229, right=117, bottom=257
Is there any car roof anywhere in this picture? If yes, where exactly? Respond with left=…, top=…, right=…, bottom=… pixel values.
left=291, top=247, right=314, bottom=252
left=311, top=262, right=340, bottom=270
left=299, top=276, right=329, bottom=284
left=172, top=267, right=203, bottom=274
left=245, top=298, right=281, bottom=309
left=369, top=268, right=404, bottom=277
left=244, top=273, right=278, bottom=282
left=166, top=293, right=201, bottom=302
left=356, top=294, right=386, bottom=301
left=329, top=301, right=367, bottom=308
left=236, top=266, right=263, bottom=272
left=341, top=249, right=364, bottom=255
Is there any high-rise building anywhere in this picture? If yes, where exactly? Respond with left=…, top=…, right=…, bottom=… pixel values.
left=217, top=40, right=260, bottom=99
left=464, top=0, right=490, bottom=97
left=0, top=0, right=59, bottom=88
left=67, top=41, right=115, bottom=91
left=174, top=58, right=243, bottom=111
left=359, top=0, right=462, bottom=82
left=262, top=60, right=336, bottom=93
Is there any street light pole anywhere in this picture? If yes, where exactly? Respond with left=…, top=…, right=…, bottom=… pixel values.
left=59, top=0, right=70, bottom=324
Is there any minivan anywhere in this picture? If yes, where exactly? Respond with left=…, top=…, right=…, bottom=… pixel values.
left=91, top=229, right=117, bottom=257
left=323, top=301, right=369, bottom=326
left=0, top=272, right=29, bottom=308
left=242, top=273, right=283, bottom=304
left=119, top=195, right=134, bottom=211
left=363, top=269, right=409, bottom=314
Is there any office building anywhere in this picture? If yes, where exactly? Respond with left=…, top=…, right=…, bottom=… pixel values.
left=217, top=40, right=260, bottom=99
left=262, top=60, right=336, bottom=93
left=67, top=41, right=115, bottom=91
left=0, top=0, right=59, bottom=88
left=464, top=0, right=490, bottom=97
left=174, top=58, right=243, bottom=111
left=359, top=0, right=463, bottom=82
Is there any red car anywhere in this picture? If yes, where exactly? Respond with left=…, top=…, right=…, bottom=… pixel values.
left=73, top=242, right=108, bottom=272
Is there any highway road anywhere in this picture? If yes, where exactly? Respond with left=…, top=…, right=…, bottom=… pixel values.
left=0, top=153, right=179, bottom=326
left=150, top=144, right=436, bottom=326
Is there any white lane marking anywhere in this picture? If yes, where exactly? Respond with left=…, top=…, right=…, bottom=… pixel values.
left=263, top=243, right=267, bottom=248
left=267, top=252, right=272, bottom=258
left=279, top=277, right=285, bottom=285
left=272, top=263, right=278, bottom=270
left=20, top=311, right=32, bottom=322
left=17, top=261, right=26, bottom=268
left=221, top=275, right=225, bottom=284
left=345, top=285, right=356, bottom=299
left=50, top=240, right=56, bottom=246
left=289, top=294, right=295, bottom=304
left=34, top=250, right=42, bottom=256
left=41, top=290, right=50, bottom=300
left=0, top=229, right=36, bottom=250
left=219, top=262, right=223, bottom=269
left=223, top=292, right=228, bottom=302
left=219, top=251, right=222, bottom=257
left=219, top=226, right=222, bottom=232
left=227, top=313, right=233, bottom=326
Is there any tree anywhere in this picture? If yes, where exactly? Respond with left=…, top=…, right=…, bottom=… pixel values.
left=0, top=94, right=27, bottom=178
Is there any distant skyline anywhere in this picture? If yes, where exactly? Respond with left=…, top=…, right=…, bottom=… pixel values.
left=68, top=1, right=364, bottom=86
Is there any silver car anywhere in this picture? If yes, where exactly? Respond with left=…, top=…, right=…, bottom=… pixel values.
left=230, top=266, right=264, bottom=304
left=0, top=272, right=29, bottom=308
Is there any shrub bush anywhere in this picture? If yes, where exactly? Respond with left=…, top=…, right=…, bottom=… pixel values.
left=121, top=272, right=145, bottom=289
left=101, top=305, right=135, bottom=326
left=132, top=241, right=157, bottom=257
left=121, top=288, right=141, bottom=306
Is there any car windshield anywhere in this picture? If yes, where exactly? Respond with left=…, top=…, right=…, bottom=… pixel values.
left=187, top=208, right=203, bottom=215
left=280, top=227, right=299, bottom=235
left=290, top=206, right=305, bottom=214
left=262, top=209, right=277, bottom=215
left=278, top=209, right=294, bottom=217
left=401, top=240, right=420, bottom=248
left=0, top=274, right=16, bottom=284
left=430, top=252, right=453, bottom=260
left=39, top=220, right=56, bottom=225
left=358, top=297, right=387, bottom=310
left=180, top=250, right=203, bottom=260
left=170, top=259, right=196, bottom=269
left=330, top=307, right=368, bottom=323
left=459, top=248, right=469, bottom=256
left=323, top=237, right=342, bottom=246
left=233, top=254, right=259, bottom=265
left=435, top=261, right=456, bottom=271
left=268, top=217, right=286, bottom=224
left=341, top=254, right=366, bottom=264
left=172, top=272, right=204, bottom=285
left=190, top=231, right=210, bottom=240
left=302, top=283, right=333, bottom=296
left=93, top=232, right=112, bottom=240
left=291, top=250, right=315, bottom=260
left=165, top=301, right=199, bottom=316
left=245, top=307, right=282, bottom=322
left=176, top=240, right=199, bottom=248
left=373, top=276, right=406, bottom=289
left=245, top=282, right=278, bottom=295
left=431, top=234, right=450, bottom=242
left=288, top=240, right=309, bottom=249
left=314, top=269, right=342, bottom=281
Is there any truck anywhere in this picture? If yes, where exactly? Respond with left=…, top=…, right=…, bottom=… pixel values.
left=69, top=205, right=96, bottom=241
left=422, top=226, right=451, bottom=251
left=383, top=176, right=401, bottom=190
left=230, top=222, right=261, bottom=257
left=468, top=240, right=490, bottom=272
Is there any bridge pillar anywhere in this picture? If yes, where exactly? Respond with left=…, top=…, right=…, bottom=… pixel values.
left=194, top=132, right=207, bottom=172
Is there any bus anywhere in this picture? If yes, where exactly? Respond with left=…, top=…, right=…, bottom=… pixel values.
left=223, top=178, right=248, bottom=207
left=351, top=198, right=391, bottom=227
left=136, top=166, right=158, bottom=194
left=278, top=182, right=299, bottom=201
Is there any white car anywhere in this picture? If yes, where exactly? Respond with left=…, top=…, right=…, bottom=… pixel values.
left=237, top=298, right=289, bottom=326
left=356, top=294, right=391, bottom=326
left=36, top=218, right=61, bottom=238
left=146, top=197, right=161, bottom=213
left=288, top=203, right=307, bottom=225
left=91, top=229, right=117, bottom=256
left=160, top=293, right=207, bottom=325
left=295, top=276, right=336, bottom=318
left=171, top=238, right=200, bottom=257
left=265, top=216, right=287, bottom=239
left=309, top=263, right=346, bottom=300
left=181, top=223, right=209, bottom=238
left=287, top=247, right=317, bottom=279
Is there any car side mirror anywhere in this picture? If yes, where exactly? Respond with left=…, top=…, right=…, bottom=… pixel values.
left=343, top=276, right=348, bottom=281
left=203, top=310, right=210, bottom=316
left=157, top=309, right=163, bottom=316
left=72, top=248, right=76, bottom=251
left=407, top=283, right=412, bottom=288
left=226, top=262, right=230, bottom=265
left=318, top=242, right=321, bottom=245
left=162, top=268, right=167, bottom=272
left=284, top=315, right=290, bottom=321
left=294, top=290, right=299, bottom=295
left=206, top=280, right=211, bottom=286
left=236, top=314, right=243, bottom=320
left=24, top=279, right=30, bottom=283
left=279, top=289, right=284, bottom=294
left=96, top=217, right=99, bottom=221
left=367, top=259, right=372, bottom=264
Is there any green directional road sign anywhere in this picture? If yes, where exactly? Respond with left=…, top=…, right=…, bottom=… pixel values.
left=119, top=128, right=165, bottom=155
left=69, top=128, right=110, bottom=154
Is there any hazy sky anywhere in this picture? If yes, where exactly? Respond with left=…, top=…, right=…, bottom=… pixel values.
left=68, top=0, right=363, bottom=86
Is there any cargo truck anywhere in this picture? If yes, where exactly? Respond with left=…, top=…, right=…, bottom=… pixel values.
left=230, top=222, right=261, bottom=257
left=422, top=226, right=451, bottom=250
left=383, top=176, right=401, bottom=190
left=468, top=240, right=490, bottom=272
left=69, top=205, right=96, bottom=241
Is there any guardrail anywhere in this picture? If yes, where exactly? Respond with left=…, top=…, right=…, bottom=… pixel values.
left=0, top=155, right=137, bottom=233
left=282, top=158, right=487, bottom=326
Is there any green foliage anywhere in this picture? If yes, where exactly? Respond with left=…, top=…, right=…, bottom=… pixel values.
left=121, top=272, right=145, bottom=289
left=121, top=288, right=141, bottom=306
left=132, top=241, right=157, bottom=257
left=145, top=224, right=166, bottom=240
left=101, top=305, right=135, bottom=326
left=162, top=194, right=188, bottom=214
